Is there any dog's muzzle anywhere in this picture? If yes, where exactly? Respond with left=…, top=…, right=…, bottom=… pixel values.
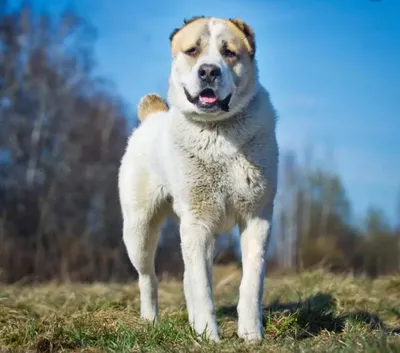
left=184, top=87, right=232, bottom=113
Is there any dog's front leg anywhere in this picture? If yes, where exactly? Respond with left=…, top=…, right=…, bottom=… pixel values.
left=237, top=208, right=272, bottom=342
left=180, top=220, right=220, bottom=342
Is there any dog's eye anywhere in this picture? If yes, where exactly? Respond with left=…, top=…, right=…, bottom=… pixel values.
left=223, top=48, right=237, bottom=58
left=184, top=47, right=197, bottom=56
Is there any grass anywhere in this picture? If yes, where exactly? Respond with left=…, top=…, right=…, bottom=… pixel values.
left=1, top=266, right=400, bottom=352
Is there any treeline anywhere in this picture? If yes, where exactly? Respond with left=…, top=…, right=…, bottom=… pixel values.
left=0, top=2, right=398, bottom=283
left=0, top=2, right=133, bottom=282
left=272, top=151, right=400, bottom=277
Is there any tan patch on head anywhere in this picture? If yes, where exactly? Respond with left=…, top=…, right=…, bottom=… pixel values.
left=224, top=18, right=256, bottom=59
left=169, top=16, right=256, bottom=63
left=137, top=94, right=169, bottom=122
left=169, top=16, right=206, bottom=42
left=170, top=16, right=210, bottom=58
left=227, top=18, right=256, bottom=58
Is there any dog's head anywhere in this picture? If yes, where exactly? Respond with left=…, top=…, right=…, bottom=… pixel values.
left=168, top=16, right=258, bottom=122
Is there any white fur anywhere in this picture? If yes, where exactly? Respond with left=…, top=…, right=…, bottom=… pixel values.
left=119, top=18, right=278, bottom=342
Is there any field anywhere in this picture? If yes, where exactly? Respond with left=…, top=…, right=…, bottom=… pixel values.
left=1, top=266, right=400, bottom=352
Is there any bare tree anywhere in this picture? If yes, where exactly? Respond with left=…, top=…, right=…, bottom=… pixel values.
left=0, top=2, right=131, bottom=283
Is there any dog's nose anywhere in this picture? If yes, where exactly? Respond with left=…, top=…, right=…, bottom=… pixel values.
left=198, top=64, right=221, bottom=83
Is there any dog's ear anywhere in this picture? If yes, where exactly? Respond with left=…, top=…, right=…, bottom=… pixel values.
left=169, top=16, right=206, bottom=42
left=229, top=18, right=256, bottom=58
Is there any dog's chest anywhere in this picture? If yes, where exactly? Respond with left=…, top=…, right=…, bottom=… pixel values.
left=185, top=149, right=267, bottom=230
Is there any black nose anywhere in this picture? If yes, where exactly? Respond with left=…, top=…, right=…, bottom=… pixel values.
left=198, top=64, right=221, bottom=83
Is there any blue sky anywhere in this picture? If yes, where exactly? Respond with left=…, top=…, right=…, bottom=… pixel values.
left=24, top=0, right=399, bottom=225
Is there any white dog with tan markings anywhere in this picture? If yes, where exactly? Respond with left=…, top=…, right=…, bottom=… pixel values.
left=118, top=16, right=279, bottom=342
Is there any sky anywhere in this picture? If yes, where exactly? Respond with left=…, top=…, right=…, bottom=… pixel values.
left=21, top=0, right=400, bottom=225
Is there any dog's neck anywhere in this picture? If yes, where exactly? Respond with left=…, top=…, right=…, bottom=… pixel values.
left=169, top=86, right=271, bottom=160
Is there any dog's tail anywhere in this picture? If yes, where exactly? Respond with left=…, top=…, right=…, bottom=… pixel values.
left=137, top=94, right=169, bottom=122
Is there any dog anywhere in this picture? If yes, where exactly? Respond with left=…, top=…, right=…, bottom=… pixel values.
left=118, top=16, right=278, bottom=342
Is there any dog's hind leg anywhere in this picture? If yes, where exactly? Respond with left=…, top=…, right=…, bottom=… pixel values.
left=119, top=163, right=167, bottom=321
left=122, top=211, right=163, bottom=321
left=118, top=93, right=169, bottom=321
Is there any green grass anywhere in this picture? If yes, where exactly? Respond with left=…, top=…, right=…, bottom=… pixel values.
left=1, top=266, right=400, bottom=352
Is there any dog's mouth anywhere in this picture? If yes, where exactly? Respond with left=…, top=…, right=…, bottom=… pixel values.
left=184, top=88, right=232, bottom=113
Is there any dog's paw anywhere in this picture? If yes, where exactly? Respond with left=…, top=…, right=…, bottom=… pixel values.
left=193, top=318, right=221, bottom=342
left=238, top=319, right=264, bottom=342
left=140, top=309, right=158, bottom=323
left=196, top=327, right=221, bottom=343
left=238, top=330, right=263, bottom=342
left=137, top=93, right=169, bottom=122
left=205, top=331, right=221, bottom=343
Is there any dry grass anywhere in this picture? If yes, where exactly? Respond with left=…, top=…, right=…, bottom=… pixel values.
left=1, top=266, right=400, bottom=352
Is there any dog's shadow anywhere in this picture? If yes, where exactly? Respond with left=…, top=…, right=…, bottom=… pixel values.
left=217, top=292, right=400, bottom=339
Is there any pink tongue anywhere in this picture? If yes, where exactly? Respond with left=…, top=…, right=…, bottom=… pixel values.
left=199, top=96, right=217, bottom=104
